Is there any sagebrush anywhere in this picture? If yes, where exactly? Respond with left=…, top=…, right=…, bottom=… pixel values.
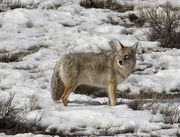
left=0, top=93, right=44, bottom=134
left=140, top=2, right=180, bottom=48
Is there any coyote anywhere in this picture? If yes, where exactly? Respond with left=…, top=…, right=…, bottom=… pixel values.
left=51, top=41, right=138, bottom=106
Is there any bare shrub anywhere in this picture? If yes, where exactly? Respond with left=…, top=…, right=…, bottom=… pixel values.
left=0, top=93, right=45, bottom=134
left=127, top=92, right=165, bottom=111
left=128, top=94, right=180, bottom=125
left=159, top=103, right=180, bottom=124
left=80, top=0, right=133, bottom=12
left=142, top=100, right=180, bottom=124
left=148, top=103, right=161, bottom=115
left=127, top=98, right=145, bottom=110
left=0, top=93, right=21, bottom=129
left=140, top=2, right=180, bottom=48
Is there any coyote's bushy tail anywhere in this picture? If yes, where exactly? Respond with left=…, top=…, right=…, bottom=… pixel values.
left=51, top=68, right=65, bottom=101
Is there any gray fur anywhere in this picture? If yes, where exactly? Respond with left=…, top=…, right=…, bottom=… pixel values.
left=51, top=40, right=138, bottom=104
left=51, top=62, right=65, bottom=101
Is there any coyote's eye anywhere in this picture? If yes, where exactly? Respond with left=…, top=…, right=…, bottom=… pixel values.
left=124, top=55, right=129, bottom=60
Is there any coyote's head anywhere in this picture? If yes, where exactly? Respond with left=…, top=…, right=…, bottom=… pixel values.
left=109, top=40, right=138, bottom=76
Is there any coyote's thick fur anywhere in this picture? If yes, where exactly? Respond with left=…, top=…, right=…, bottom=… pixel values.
left=51, top=41, right=138, bottom=106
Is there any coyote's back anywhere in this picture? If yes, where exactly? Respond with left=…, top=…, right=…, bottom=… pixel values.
left=51, top=41, right=138, bottom=106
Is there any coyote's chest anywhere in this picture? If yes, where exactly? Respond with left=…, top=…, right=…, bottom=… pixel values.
left=116, top=74, right=125, bottom=84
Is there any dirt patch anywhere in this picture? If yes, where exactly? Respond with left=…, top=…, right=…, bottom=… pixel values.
left=128, top=13, right=145, bottom=27
left=0, top=45, right=48, bottom=63
left=80, top=0, right=133, bottom=13
left=116, top=92, right=180, bottom=99
left=74, top=85, right=107, bottom=98
left=106, top=13, right=144, bottom=28
left=74, top=85, right=180, bottom=99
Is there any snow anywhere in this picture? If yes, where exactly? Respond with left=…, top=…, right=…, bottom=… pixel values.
left=0, top=0, right=180, bottom=136
left=134, top=0, right=180, bottom=9
left=0, top=133, right=51, bottom=137
left=25, top=94, right=166, bottom=135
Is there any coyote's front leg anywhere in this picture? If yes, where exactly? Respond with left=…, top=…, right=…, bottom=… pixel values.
left=108, top=82, right=117, bottom=106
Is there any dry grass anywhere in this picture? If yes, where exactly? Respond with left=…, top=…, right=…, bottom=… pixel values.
left=75, top=85, right=180, bottom=122
left=0, top=93, right=45, bottom=135
left=0, top=45, right=47, bottom=63
left=116, top=92, right=180, bottom=99
left=149, top=102, right=180, bottom=124
left=80, top=0, right=133, bottom=12
left=106, top=127, right=135, bottom=135
left=127, top=93, right=180, bottom=125
left=0, top=0, right=61, bottom=12
left=127, top=92, right=159, bottom=110
left=159, top=103, right=180, bottom=124
left=75, top=85, right=180, bottom=99
left=0, top=93, right=21, bottom=130
left=140, top=2, right=180, bottom=48
left=0, top=0, right=37, bottom=12
left=127, top=98, right=145, bottom=110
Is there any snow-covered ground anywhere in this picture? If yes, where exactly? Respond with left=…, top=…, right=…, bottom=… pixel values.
left=0, top=0, right=180, bottom=136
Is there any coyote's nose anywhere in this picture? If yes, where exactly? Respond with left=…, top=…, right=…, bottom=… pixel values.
left=119, top=60, right=123, bottom=65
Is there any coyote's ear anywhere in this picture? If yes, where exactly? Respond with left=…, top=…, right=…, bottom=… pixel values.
left=117, top=41, right=124, bottom=51
left=131, top=42, right=138, bottom=52
left=109, top=40, right=124, bottom=52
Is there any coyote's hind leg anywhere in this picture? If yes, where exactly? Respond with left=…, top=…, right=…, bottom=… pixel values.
left=61, top=81, right=77, bottom=106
